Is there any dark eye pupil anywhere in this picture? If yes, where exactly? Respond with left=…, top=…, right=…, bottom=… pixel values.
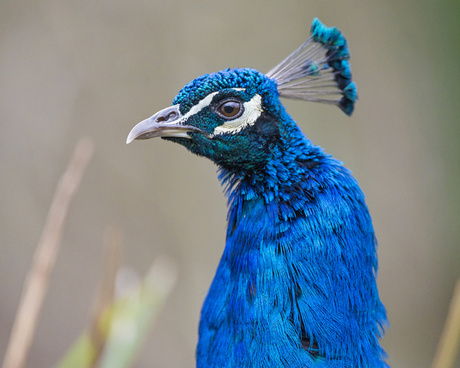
left=218, top=101, right=242, bottom=118
left=224, top=105, right=235, bottom=114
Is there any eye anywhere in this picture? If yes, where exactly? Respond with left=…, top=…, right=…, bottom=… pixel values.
left=215, top=99, right=244, bottom=119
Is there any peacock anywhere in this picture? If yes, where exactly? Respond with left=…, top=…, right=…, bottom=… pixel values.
left=127, top=18, right=387, bottom=368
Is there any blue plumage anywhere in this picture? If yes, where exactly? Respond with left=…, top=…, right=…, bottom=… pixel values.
left=127, top=18, right=387, bottom=367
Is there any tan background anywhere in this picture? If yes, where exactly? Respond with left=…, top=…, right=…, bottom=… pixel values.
left=1, top=1, right=459, bottom=367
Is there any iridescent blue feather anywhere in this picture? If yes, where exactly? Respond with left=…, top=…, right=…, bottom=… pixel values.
left=127, top=17, right=387, bottom=368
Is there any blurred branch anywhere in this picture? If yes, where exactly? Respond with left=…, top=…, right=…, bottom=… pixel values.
left=56, top=227, right=122, bottom=368
left=56, top=255, right=177, bottom=368
left=98, top=256, right=177, bottom=368
left=2, top=138, right=94, bottom=368
left=89, top=228, right=123, bottom=368
left=431, top=279, right=460, bottom=368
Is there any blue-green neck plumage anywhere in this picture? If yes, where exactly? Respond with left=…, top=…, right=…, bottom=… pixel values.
left=126, top=18, right=387, bottom=368
left=197, top=113, right=387, bottom=367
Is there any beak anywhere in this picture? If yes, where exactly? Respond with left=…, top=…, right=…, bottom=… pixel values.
left=126, top=104, right=207, bottom=144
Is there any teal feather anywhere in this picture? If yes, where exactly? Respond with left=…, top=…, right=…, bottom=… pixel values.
left=127, top=18, right=387, bottom=368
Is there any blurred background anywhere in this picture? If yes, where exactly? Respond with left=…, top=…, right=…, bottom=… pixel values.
left=1, top=0, right=459, bottom=367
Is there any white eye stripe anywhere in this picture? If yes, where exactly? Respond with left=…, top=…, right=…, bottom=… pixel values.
left=178, top=91, right=220, bottom=123
left=182, top=88, right=246, bottom=121
left=179, top=88, right=263, bottom=137
left=212, top=94, right=263, bottom=136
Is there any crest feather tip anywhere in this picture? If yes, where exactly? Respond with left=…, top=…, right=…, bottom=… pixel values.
left=266, top=18, right=357, bottom=116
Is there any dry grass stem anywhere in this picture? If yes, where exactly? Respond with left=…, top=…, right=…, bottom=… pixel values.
left=431, top=279, right=460, bottom=368
left=88, top=228, right=123, bottom=368
left=2, top=138, right=94, bottom=368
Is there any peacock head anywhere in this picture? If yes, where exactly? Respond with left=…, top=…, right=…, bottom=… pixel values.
left=127, top=68, right=285, bottom=171
left=127, top=18, right=357, bottom=172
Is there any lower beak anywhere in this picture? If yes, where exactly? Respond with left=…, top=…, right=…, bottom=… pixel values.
left=126, top=104, right=205, bottom=144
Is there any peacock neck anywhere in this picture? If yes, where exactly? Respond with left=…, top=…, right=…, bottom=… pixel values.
left=197, top=120, right=387, bottom=367
left=218, top=118, right=331, bottom=197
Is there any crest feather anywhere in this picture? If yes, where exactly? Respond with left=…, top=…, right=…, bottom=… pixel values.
left=266, top=18, right=357, bottom=116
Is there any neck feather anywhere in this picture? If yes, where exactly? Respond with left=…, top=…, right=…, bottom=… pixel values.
left=197, top=120, right=387, bottom=367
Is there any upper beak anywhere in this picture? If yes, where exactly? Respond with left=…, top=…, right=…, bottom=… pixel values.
left=126, top=104, right=206, bottom=144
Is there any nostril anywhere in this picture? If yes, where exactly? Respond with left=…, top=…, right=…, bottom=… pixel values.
left=156, top=111, right=177, bottom=123
left=167, top=112, right=177, bottom=121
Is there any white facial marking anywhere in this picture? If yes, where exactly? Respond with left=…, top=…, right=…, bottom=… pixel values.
left=212, top=94, right=263, bottom=136
left=174, top=88, right=243, bottom=126
left=178, top=91, right=219, bottom=123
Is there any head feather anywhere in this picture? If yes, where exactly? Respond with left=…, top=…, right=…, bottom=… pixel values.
left=266, top=18, right=357, bottom=116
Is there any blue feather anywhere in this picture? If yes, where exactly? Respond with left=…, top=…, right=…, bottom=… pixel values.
left=127, top=18, right=387, bottom=368
left=196, top=108, right=387, bottom=367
